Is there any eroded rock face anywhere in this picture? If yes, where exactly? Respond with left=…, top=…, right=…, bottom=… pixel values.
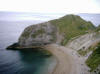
left=66, top=33, right=96, bottom=50
left=18, top=22, right=57, bottom=47
left=7, top=14, right=95, bottom=49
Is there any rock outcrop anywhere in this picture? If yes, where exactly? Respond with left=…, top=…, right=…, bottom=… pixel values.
left=66, top=33, right=96, bottom=50
left=18, top=22, right=57, bottom=47
left=7, top=14, right=95, bottom=49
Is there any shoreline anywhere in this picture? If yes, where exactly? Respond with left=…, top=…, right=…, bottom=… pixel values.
left=6, top=42, right=91, bottom=74
left=44, top=44, right=90, bottom=74
left=45, top=44, right=76, bottom=74
left=7, top=43, right=90, bottom=74
left=36, top=55, right=57, bottom=74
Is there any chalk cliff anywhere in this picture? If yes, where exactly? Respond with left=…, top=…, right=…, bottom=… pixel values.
left=18, top=22, right=57, bottom=47
left=7, top=14, right=95, bottom=49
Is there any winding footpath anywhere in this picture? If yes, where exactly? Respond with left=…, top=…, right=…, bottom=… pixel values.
left=45, top=44, right=90, bottom=74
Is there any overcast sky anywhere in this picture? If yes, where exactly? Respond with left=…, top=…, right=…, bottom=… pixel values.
left=0, top=0, right=100, bottom=13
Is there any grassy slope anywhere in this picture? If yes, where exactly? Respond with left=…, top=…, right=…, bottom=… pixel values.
left=86, top=42, right=100, bottom=71
left=50, top=14, right=95, bottom=45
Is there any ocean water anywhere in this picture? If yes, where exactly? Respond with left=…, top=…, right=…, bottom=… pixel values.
left=0, top=21, right=56, bottom=74
left=0, top=12, right=100, bottom=74
left=78, top=13, right=100, bottom=26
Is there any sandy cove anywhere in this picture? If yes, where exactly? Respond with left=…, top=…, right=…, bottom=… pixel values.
left=44, top=44, right=90, bottom=74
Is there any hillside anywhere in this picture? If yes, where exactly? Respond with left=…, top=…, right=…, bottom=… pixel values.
left=6, top=14, right=96, bottom=49
left=7, top=14, right=99, bottom=74
left=86, top=42, right=100, bottom=73
left=50, top=14, right=95, bottom=45
left=79, top=13, right=100, bottom=26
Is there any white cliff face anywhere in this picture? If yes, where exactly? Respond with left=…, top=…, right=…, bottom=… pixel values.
left=17, top=14, right=96, bottom=47
left=18, top=22, right=57, bottom=47
left=66, top=32, right=100, bottom=50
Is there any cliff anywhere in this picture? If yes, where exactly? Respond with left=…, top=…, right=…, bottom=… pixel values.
left=6, top=14, right=100, bottom=73
left=18, top=22, right=57, bottom=47
left=50, top=14, right=95, bottom=45
left=7, top=14, right=95, bottom=49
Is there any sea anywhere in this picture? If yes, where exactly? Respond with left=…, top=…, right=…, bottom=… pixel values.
left=0, top=12, right=57, bottom=74
left=0, top=12, right=100, bottom=74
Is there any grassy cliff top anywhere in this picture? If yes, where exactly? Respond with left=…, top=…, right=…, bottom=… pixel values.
left=50, top=14, right=95, bottom=45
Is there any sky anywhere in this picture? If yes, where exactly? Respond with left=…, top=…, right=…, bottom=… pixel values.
left=0, top=0, right=100, bottom=13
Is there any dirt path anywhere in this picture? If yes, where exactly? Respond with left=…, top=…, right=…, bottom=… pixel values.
left=45, top=44, right=79, bottom=74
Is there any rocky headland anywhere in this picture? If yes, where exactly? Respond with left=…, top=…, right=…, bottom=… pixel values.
left=7, top=14, right=100, bottom=74
left=7, top=14, right=95, bottom=49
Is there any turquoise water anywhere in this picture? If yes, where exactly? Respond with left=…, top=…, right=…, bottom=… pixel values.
left=0, top=21, right=56, bottom=74
left=0, top=50, right=56, bottom=74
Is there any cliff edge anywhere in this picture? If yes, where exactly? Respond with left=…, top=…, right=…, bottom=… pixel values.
left=7, top=14, right=95, bottom=49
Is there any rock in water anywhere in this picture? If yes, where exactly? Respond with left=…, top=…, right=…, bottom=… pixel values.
left=18, top=22, right=57, bottom=47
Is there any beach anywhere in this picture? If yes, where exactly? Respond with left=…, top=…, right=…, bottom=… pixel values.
left=45, top=44, right=90, bottom=74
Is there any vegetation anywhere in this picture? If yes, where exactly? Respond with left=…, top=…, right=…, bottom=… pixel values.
left=95, top=25, right=100, bottom=32
left=21, top=29, right=30, bottom=38
left=86, top=42, right=100, bottom=71
left=78, top=42, right=99, bottom=56
left=21, top=14, right=95, bottom=45
left=21, top=25, right=45, bottom=38
left=21, top=26, right=33, bottom=38
left=31, top=29, right=45, bottom=38
left=78, top=48, right=87, bottom=56
left=50, top=14, right=95, bottom=45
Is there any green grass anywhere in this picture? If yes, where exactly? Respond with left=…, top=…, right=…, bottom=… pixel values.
left=86, top=42, right=100, bottom=71
left=95, top=25, right=100, bottom=32
left=50, top=14, right=95, bottom=45
left=21, top=14, right=95, bottom=46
